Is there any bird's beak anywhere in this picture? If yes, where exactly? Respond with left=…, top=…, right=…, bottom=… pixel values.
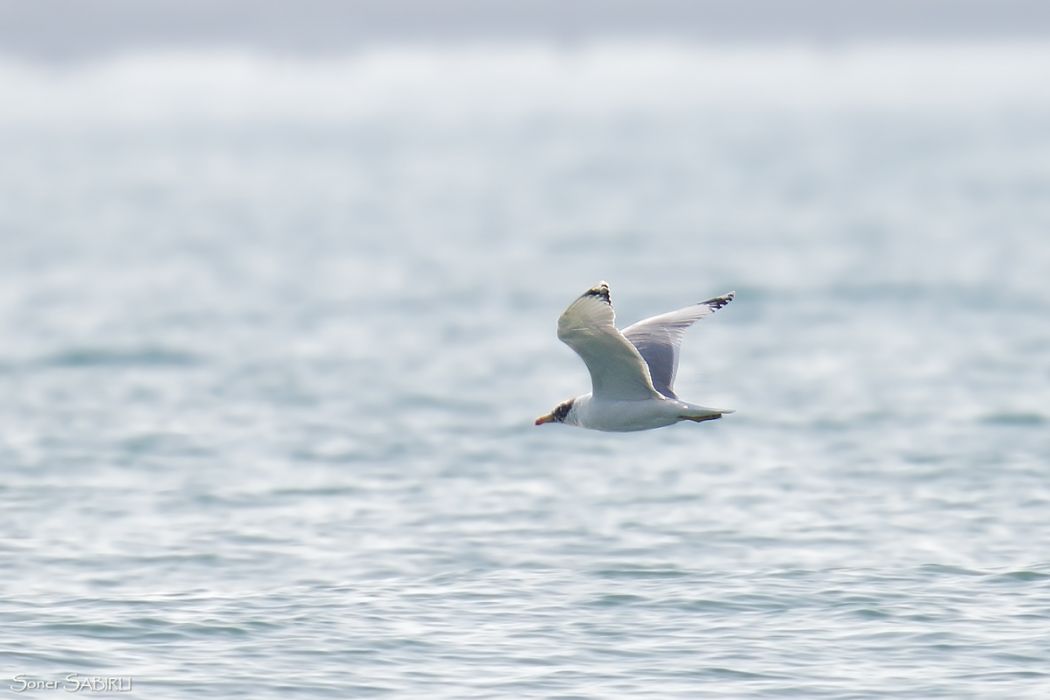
left=534, top=413, right=555, bottom=425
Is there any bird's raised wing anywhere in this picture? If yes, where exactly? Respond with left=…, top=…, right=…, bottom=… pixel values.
left=557, top=282, right=663, bottom=401
left=621, top=292, right=734, bottom=399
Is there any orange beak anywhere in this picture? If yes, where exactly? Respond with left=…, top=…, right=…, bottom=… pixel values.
left=534, top=413, right=556, bottom=425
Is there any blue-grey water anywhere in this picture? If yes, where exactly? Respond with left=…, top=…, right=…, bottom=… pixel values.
left=2, top=44, right=1050, bottom=697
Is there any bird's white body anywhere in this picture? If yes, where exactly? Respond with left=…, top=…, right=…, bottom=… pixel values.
left=563, top=394, right=726, bottom=432
left=536, top=281, right=734, bottom=432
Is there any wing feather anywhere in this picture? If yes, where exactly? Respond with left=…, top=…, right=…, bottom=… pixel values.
left=621, top=292, right=734, bottom=399
left=557, top=282, right=662, bottom=401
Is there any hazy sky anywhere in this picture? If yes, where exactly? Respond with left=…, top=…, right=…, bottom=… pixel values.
left=3, top=0, right=1050, bottom=61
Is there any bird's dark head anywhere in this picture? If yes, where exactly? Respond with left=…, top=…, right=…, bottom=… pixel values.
left=534, top=398, right=575, bottom=426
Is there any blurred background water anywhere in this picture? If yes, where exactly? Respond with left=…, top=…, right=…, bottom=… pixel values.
left=2, top=3, right=1050, bottom=697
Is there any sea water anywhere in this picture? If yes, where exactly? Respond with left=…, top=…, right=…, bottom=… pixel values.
left=1, top=43, right=1049, bottom=697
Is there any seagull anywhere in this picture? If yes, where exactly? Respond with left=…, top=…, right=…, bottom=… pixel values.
left=535, top=281, right=735, bottom=432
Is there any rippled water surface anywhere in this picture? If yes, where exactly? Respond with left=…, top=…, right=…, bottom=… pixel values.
left=2, top=45, right=1050, bottom=697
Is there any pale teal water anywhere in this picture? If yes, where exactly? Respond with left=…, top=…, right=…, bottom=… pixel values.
left=2, top=45, right=1050, bottom=698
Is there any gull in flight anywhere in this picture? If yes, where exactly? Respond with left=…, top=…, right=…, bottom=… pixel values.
left=535, top=281, right=735, bottom=432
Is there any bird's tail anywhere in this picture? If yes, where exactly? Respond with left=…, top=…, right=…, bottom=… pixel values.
left=678, top=403, right=734, bottom=423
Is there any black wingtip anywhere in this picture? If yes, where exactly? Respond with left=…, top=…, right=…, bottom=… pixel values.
left=701, top=291, right=735, bottom=311
left=583, top=281, right=611, bottom=305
